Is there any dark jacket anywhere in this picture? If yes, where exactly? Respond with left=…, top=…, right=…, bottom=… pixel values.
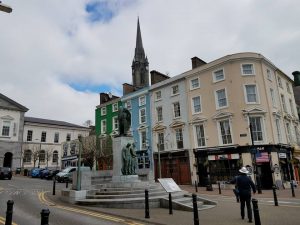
left=236, top=174, right=256, bottom=197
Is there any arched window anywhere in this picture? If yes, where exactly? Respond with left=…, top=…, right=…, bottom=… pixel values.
left=39, top=150, right=45, bottom=163
left=52, top=150, right=58, bottom=163
left=23, top=150, right=32, bottom=163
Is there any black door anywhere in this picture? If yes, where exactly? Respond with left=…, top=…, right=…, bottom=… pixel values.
left=257, top=163, right=273, bottom=189
left=3, top=152, right=13, bottom=168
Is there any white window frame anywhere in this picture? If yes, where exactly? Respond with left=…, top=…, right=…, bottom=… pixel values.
left=175, top=128, right=184, bottom=149
left=155, top=91, right=162, bottom=101
left=1, top=121, right=11, bottom=137
left=190, top=77, right=200, bottom=90
left=213, top=68, right=225, bottom=83
left=194, top=123, right=206, bottom=147
left=281, top=94, right=287, bottom=112
left=286, top=122, right=292, bottom=142
left=275, top=117, right=282, bottom=143
left=113, top=116, right=118, bottom=130
left=101, top=120, right=107, bottom=134
left=241, top=63, right=255, bottom=76
left=289, top=99, right=295, bottom=116
left=156, top=106, right=163, bottom=122
left=52, top=150, right=59, bottom=163
left=112, top=103, right=118, bottom=112
left=171, top=85, right=179, bottom=95
left=277, top=76, right=283, bottom=88
left=217, top=119, right=233, bottom=145
left=173, top=102, right=181, bottom=118
left=270, top=88, right=276, bottom=107
left=27, top=130, right=33, bottom=141
left=192, top=96, right=201, bottom=114
left=286, top=82, right=291, bottom=93
left=267, top=69, right=272, bottom=81
left=249, top=116, right=264, bottom=143
left=215, top=88, right=228, bottom=109
left=54, top=132, right=59, bottom=143
left=244, top=84, right=259, bottom=104
left=139, top=96, right=146, bottom=106
left=139, top=108, right=146, bottom=124
left=101, top=107, right=107, bottom=116
left=140, top=130, right=147, bottom=149
left=157, top=132, right=164, bottom=151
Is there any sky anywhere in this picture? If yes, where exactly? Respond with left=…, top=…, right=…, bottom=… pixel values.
left=1, top=0, right=300, bottom=126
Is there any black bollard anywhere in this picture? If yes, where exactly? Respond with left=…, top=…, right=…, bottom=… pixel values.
left=290, top=181, right=295, bottom=197
left=169, top=193, right=173, bottom=215
left=5, top=200, right=14, bottom=225
left=272, top=185, right=278, bottom=206
left=40, top=209, right=50, bottom=225
left=66, top=180, right=69, bottom=188
left=145, top=189, right=150, bottom=218
left=218, top=182, right=221, bottom=194
left=252, top=199, right=261, bottom=225
left=192, top=194, right=199, bottom=225
left=194, top=181, right=198, bottom=193
left=52, top=179, right=56, bottom=195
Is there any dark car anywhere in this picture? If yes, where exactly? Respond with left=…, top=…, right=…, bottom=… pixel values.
left=46, top=169, right=60, bottom=180
left=40, top=169, right=49, bottom=179
left=0, top=167, right=12, bottom=180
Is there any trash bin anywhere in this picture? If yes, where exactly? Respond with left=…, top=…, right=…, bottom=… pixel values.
left=16, top=168, right=21, bottom=174
left=23, top=169, right=28, bottom=176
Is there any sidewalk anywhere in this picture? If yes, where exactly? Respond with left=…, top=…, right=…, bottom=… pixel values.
left=46, top=185, right=300, bottom=225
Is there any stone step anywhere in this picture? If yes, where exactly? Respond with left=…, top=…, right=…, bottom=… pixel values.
left=86, top=190, right=167, bottom=199
left=94, top=188, right=165, bottom=196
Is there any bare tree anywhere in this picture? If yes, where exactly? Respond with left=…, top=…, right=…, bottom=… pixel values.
left=81, top=135, right=97, bottom=170
left=98, top=136, right=113, bottom=170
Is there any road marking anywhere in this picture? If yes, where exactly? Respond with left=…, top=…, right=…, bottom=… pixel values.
left=0, top=216, right=17, bottom=225
left=38, top=192, right=146, bottom=225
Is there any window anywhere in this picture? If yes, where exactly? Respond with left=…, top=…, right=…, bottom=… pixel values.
left=270, top=88, right=276, bottom=107
left=39, top=150, right=45, bottom=163
left=140, top=131, right=147, bottom=149
left=175, top=128, right=183, bottom=149
left=250, top=117, right=263, bottom=142
left=27, top=130, right=33, bottom=141
left=275, top=118, right=282, bottom=143
left=195, top=124, right=205, bottom=147
left=192, top=96, right=201, bottom=114
left=139, top=96, right=146, bottom=106
left=215, top=89, right=227, bottom=108
left=286, top=82, right=291, bottom=93
left=171, top=85, right=179, bottom=95
left=241, top=64, right=254, bottom=75
left=113, top=116, right=118, bottom=130
left=155, top=91, right=162, bottom=101
left=23, top=150, right=32, bottom=163
left=54, top=132, right=59, bottom=143
left=267, top=69, right=272, bottom=80
left=294, top=126, right=300, bottom=143
left=190, top=78, right=200, bottom=89
left=173, top=102, right=181, bottom=118
left=281, top=95, right=287, bottom=112
left=156, top=106, right=163, bottom=122
left=41, top=132, right=46, bottom=142
left=112, top=103, right=118, bottom=112
left=66, top=133, right=71, bottom=141
left=52, top=150, right=58, bottom=163
left=289, top=99, right=295, bottom=115
left=286, top=122, right=292, bottom=142
left=277, top=77, right=282, bottom=88
left=101, top=120, right=107, bottom=134
left=219, top=120, right=232, bottom=145
left=139, top=108, right=146, bottom=124
left=245, top=84, right=258, bottom=103
left=213, top=69, right=225, bottom=82
left=101, top=107, right=106, bottom=116
left=157, top=132, right=164, bottom=151
left=125, top=100, right=131, bottom=109
left=1, top=121, right=10, bottom=136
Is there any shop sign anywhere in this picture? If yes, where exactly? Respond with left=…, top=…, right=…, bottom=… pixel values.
left=278, top=153, right=287, bottom=158
left=208, top=153, right=239, bottom=161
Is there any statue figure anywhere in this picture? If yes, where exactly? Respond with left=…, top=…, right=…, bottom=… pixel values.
left=121, top=143, right=137, bottom=175
left=118, top=106, right=131, bottom=136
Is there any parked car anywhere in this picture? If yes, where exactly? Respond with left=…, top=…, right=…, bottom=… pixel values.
left=31, top=168, right=43, bottom=178
left=40, top=169, right=50, bottom=179
left=41, top=169, right=60, bottom=180
left=55, top=166, right=90, bottom=183
left=0, top=167, right=12, bottom=180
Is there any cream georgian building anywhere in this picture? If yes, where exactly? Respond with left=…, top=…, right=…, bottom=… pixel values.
left=22, top=117, right=90, bottom=170
left=186, top=52, right=299, bottom=188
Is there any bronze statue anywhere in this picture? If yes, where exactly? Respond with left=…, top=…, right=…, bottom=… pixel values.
left=121, top=143, right=137, bottom=175
left=118, top=106, right=131, bottom=136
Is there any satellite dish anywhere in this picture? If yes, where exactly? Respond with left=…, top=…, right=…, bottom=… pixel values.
left=108, top=92, right=112, bottom=98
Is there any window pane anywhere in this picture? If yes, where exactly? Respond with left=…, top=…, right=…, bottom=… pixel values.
left=193, top=96, right=201, bottom=113
left=217, top=89, right=227, bottom=107
left=219, top=120, right=232, bottom=144
left=243, top=64, right=253, bottom=74
left=250, top=117, right=263, bottom=141
left=246, top=85, right=257, bottom=103
left=195, top=124, right=205, bottom=147
left=214, top=69, right=224, bottom=81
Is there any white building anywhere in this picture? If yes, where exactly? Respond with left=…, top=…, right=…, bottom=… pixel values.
left=22, top=117, right=90, bottom=170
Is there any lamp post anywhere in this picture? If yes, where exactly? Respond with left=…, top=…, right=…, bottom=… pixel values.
left=0, top=1, right=12, bottom=13
left=76, top=136, right=82, bottom=191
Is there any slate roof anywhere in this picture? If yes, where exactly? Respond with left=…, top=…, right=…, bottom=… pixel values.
left=24, top=116, right=89, bottom=129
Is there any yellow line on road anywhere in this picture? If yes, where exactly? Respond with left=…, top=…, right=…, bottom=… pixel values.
left=0, top=216, right=17, bottom=225
left=38, top=191, right=145, bottom=225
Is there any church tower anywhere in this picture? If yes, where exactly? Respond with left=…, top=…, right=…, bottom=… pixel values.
left=131, top=18, right=149, bottom=89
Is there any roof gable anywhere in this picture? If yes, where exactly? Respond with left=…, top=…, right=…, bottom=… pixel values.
left=0, top=93, right=28, bottom=112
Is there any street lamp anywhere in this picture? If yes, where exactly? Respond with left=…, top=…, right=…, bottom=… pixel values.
left=76, top=136, right=83, bottom=191
left=0, top=1, right=12, bottom=13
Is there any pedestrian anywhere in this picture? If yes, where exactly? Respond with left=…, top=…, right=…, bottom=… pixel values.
left=236, top=167, right=256, bottom=223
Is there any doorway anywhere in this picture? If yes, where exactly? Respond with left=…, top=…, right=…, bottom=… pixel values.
left=3, top=152, right=13, bottom=168
left=257, top=163, right=273, bottom=189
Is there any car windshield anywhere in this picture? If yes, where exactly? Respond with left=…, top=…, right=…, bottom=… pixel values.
left=62, top=167, right=74, bottom=173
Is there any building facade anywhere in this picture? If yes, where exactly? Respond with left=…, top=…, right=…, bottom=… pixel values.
left=0, top=93, right=28, bottom=170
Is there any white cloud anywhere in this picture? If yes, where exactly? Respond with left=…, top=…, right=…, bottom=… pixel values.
left=1, top=0, right=300, bottom=125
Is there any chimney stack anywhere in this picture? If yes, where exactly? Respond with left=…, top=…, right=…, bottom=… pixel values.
left=191, top=57, right=206, bottom=69
left=292, top=71, right=300, bottom=86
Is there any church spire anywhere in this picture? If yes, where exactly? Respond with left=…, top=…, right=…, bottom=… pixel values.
left=132, top=18, right=149, bottom=89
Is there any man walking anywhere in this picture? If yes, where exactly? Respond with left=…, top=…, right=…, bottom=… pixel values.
left=236, top=167, right=256, bottom=223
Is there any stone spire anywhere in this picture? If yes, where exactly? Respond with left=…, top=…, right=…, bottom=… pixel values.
left=132, top=17, right=149, bottom=89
